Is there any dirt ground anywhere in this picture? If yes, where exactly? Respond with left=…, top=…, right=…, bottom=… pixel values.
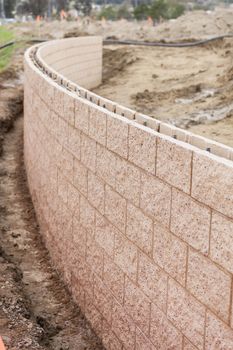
left=0, top=51, right=104, bottom=349
left=95, top=39, right=233, bottom=147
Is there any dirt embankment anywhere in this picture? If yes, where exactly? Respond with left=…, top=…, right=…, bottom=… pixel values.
left=95, top=38, right=233, bottom=147
left=0, top=52, right=104, bottom=349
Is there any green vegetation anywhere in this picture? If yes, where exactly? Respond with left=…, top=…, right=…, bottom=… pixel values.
left=0, top=26, right=15, bottom=72
left=98, top=0, right=184, bottom=21
left=134, top=0, right=185, bottom=21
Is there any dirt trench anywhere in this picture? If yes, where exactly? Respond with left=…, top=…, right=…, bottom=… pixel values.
left=0, top=76, right=104, bottom=349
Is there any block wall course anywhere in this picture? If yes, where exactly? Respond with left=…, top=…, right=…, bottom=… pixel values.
left=24, top=38, right=233, bottom=350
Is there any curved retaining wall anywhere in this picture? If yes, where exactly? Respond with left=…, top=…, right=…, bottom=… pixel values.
left=24, top=37, right=233, bottom=350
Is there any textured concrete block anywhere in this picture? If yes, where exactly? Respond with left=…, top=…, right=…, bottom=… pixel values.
left=96, top=144, right=116, bottom=187
left=183, top=339, right=198, bottom=350
left=86, top=234, right=104, bottom=277
left=85, top=293, right=103, bottom=337
left=210, top=212, right=233, bottom=274
left=136, top=328, right=156, bottom=350
left=89, top=107, right=107, bottom=146
left=72, top=217, right=87, bottom=259
left=138, top=252, right=167, bottom=311
left=95, top=212, right=115, bottom=257
left=114, top=231, right=137, bottom=281
left=105, top=185, right=126, bottom=233
left=192, top=152, right=233, bottom=218
left=63, top=90, right=75, bottom=125
left=81, top=133, right=96, bottom=172
left=67, top=181, right=80, bottom=216
left=74, top=98, right=89, bottom=134
left=156, top=137, right=192, bottom=193
left=129, top=124, right=156, bottom=174
left=206, top=311, right=233, bottom=350
left=140, top=172, right=171, bottom=227
left=53, top=87, right=64, bottom=117
left=153, top=223, right=187, bottom=285
left=171, top=189, right=210, bottom=254
left=150, top=302, right=182, bottom=350
left=187, top=249, right=231, bottom=322
left=103, top=253, right=124, bottom=304
left=115, top=156, right=140, bottom=206
left=80, top=196, right=95, bottom=237
left=126, top=203, right=153, bottom=255
left=112, top=298, right=136, bottom=350
left=87, top=171, right=105, bottom=214
left=73, top=158, right=88, bottom=196
left=93, top=275, right=112, bottom=324
left=67, top=125, right=81, bottom=160
left=124, top=277, right=151, bottom=335
left=107, top=114, right=129, bottom=158
left=167, top=279, right=205, bottom=349
left=102, top=320, right=123, bottom=350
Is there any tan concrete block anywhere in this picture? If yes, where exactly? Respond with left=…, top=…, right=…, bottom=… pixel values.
left=53, top=86, right=64, bottom=117
left=57, top=170, right=68, bottom=204
left=72, top=217, right=87, bottom=260
left=129, top=124, right=156, bottom=174
left=63, top=91, right=75, bottom=126
left=73, top=158, right=88, bottom=196
left=87, top=171, right=105, bottom=214
left=107, top=114, right=129, bottom=158
left=210, top=212, right=233, bottom=274
left=138, top=252, right=167, bottom=311
left=115, top=156, right=140, bottom=207
left=105, top=185, right=126, bottom=233
left=140, top=172, right=171, bottom=227
left=156, top=137, right=192, bottom=193
left=124, top=277, right=151, bottom=335
left=96, top=144, right=116, bottom=187
left=86, top=233, right=104, bottom=278
left=187, top=249, right=231, bottom=322
left=112, top=298, right=136, bottom=350
left=192, top=152, right=233, bottom=218
left=74, top=98, right=89, bottom=134
left=95, top=212, right=116, bottom=257
left=206, top=311, right=233, bottom=350
left=60, top=147, right=73, bottom=180
left=103, top=253, right=124, bottom=304
left=126, top=203, right=153, bottom=255
left=135, top=328, right=157, bottom=350
left=67, top=181, right=80, bottom=216
left=93, top=275, right=112, bottom=324
left=85, top=293, right=103, bottom=338
left=81, top=133, right=96, bottom=172
left=171, top=189, right=210, bottom=254
left=167, top=278, right=205, bottom=349
left=89, top=107, right=107, bottom=146
left=150, top=302, right=182, bottom=350
left=153, top=222, right=187, bottom=285
left=114, top=231, right=137, bottom=281
left=102, top=319, right=123, bottom=350
left=67, top=124, right=81, bottom=160
left=80, top=195, right=95, bottom=237
left=183, top=339, right=198, bottom=350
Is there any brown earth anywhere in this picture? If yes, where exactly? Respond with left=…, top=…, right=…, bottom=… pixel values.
left=0, top=52, right=104, bottom=349
left=94, top=39, right=233, bottom=147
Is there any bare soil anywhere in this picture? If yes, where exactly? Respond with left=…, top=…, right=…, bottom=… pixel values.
left=95, top=39, right=233, bottom=147
left=0, top=54, right=104, bottom=349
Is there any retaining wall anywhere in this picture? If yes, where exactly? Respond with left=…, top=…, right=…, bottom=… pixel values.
left=24, top=37, right=233, bottom=350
